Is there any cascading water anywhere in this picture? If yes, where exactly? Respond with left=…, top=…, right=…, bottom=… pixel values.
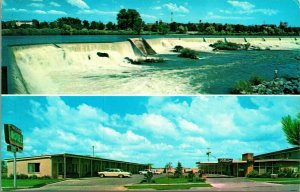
left=8, top=37, right=300, bottom=94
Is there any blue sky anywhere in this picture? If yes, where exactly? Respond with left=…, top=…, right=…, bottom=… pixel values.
left=2, top=0, right=300, bottom=26
left=2, top=96, right=299, bottom=168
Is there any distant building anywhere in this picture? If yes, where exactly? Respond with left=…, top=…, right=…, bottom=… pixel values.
left=197, top=147, right=300, bottom=177
left=280, top=22, right=288, bottom=28
left=15, top=21, right=33, bottom=27
left=6, top=153, right=148, bottom=178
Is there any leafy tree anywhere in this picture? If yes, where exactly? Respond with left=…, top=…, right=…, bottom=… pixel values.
left=174, top=162, right=183, bottom=178
left=170, top=22, right=178, bottom=32
left=90, top=21, right=98, bottom=30
left=83, top=20, right=89, bottom=29
left=98, top=22, right=105, bottom=30
left=281, top=113, right=300, bottom=146
left=178, top=25, right=187, bottom=34
left=32, top=19, right=40, bottom=28
left=39, top=22, right=49, bottom=28
left=106, top=22, right=114, bottom=30
left=205, top=25, right=216, bottom=34
left=157, top=23, right=170, bottom=35
left=117, top=9, right=143, bottom=33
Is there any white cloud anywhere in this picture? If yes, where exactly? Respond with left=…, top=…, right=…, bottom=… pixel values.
left=152, top=6, right=162, bottom=10
left=141, top=14, right=157, bottom=20
left=4, top=8, right=28, bottom=12
left=163, top=3, right=189, bottom=13
left=29, top=3, right=44, bottom=7
left=34, top=10, right=46, bottom=14
left=50, top=1, right=61, bottom=7
left=67, top=0, right=89, bottom=9
left=227, top=0, right=278, bottom=16
left=227, top=0, right=255, bottom=10
left=205, top=11, right=253, bottom=20
left=77, top=9, right=117, bottom=15
left=48, top=10, right=67, bottom=15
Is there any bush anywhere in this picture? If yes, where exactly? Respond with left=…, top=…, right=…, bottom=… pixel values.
left=29, top=175, right=38, bottom=179
left=174, top=45, right=184, bottom=52
left=260, top=172, right=271, bottom=178
left=249, top=75, right=264, bottom=86
left=187, top=171, right=195, bottom=182
left=278, top=168, right=294, bottom=178
left=247, top=170, right=259, bottom=178
left=8, top=174, right=14, bottom=179
left=2, top=173, right=8, bottom=179
left=210, top=41, right=241, bottom=50
left=17, top=174, right=29, bottom=179
left=230, top=80, right=252, bottom=94
left=40, top=175, right=51, bottom=179
left=197, top=178, right=206, bottom=182
left=178, top=48, right=199, bottom=59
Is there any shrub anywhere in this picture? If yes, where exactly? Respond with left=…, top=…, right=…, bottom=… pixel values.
left=29, top=175, right=38, bottom=179
left=230, top=80, right=252, bottom=94
left=40, top=175, right=51, bottom=179
left=247, top=170, right=259, bottom=178
left=249, top=75, right=265, bottom=86
left=8, top=174, right=14, bottom=179
left=174, top=45, right=184, bottom=52
left=278, top=168, right=294, bottom=178
left=17, top=174, right=29, bottom=179
left=197, top=178, right=206, bottom=182
left=187, top=171, right=195, bottom=182
left=144, top=171, right=153, bottom=183
left=260, top=172, right=271, bottom=178
left=210, top=41, right=241, bottom=51
left=178, top=48, right=199, bottom=59
left=2, top=173, right=8, bottom=179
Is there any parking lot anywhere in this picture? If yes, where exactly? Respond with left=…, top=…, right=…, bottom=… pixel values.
left=21, top=175, right=300, bottom=191
left=30, top=174, right=163, bottom=191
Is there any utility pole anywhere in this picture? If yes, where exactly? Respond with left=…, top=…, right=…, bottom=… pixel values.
left=206, top=148, right=211, bottom=162
left=92, top=146, right=95, bottom=157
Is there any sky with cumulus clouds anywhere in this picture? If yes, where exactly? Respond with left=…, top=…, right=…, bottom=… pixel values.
left=2, top=96, right=299, bottom=168
left=2, top=0, right=300, bottom=26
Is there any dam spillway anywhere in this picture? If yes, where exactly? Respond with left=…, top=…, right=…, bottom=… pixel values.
left=8, top=37, right=300, bottom=94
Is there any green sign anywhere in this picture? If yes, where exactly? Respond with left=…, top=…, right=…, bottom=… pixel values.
left=4, top=124, right=23, bottom=149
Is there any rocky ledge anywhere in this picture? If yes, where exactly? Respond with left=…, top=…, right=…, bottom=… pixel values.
left=251, top=77, right=300, bottom=95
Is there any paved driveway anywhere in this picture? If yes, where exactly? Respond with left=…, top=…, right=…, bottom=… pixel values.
left=29, top=174, right=162, bottom=191
left=205, top=177, right=300, bottom=191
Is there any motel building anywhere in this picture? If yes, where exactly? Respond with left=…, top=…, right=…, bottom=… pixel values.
left=197, top=147, right=300, bottom=177
left=6, top=154, right=149, bottom=178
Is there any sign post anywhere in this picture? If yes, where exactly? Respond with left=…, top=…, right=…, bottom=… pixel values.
left=4, top=124, right=23, bottom=190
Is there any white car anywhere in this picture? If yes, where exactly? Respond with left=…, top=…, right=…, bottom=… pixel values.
left=139, top=169, right=152, bottom=175
left=98, top=168, right=132, bottom=178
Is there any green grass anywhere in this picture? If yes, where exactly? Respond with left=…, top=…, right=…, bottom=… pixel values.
left=126, top=184, right=211, bottom=190
left=153, top=176, right=201, bottom=184
left=247, top=178, right=299, bottom=182
left=268, top=181, right=300, bottom=185
left=1, top=179, right=63, bottom=190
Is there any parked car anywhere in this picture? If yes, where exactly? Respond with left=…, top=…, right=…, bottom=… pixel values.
left=139, top=169, right=152, bottom=175
left=139, top=169, right=162, bottom=175
left=98, top=168, right=132, bottom=178
left=152, top=170, right=162, bottom=175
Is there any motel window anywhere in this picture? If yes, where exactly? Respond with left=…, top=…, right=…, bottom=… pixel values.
left=28, top=163, right=40, bottom=173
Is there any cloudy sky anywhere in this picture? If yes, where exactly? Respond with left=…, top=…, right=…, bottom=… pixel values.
left=2, top=0, right=300, bottom=26
left=2, top=96, right=299, bottom=168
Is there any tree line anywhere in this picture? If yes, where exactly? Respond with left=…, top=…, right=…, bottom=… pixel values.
left=2, top=9, right=300, bottom=36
